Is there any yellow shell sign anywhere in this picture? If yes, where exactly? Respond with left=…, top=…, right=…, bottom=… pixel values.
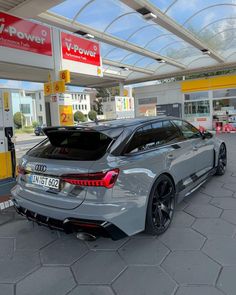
left=3, top=92, right=10, bottom=112
left=59, top=105, right=74, bottom=126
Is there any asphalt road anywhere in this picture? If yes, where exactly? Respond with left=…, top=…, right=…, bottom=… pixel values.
left=15, top=136, right=46, bottom=160
left=15, top=136, right=46, bottom=151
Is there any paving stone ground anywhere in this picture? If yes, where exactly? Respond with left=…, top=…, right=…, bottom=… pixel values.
left=0, top=134, right=236, bottom=295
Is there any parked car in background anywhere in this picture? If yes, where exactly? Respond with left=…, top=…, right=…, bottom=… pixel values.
left=34, top=125, right=45, bottom=136
left=12, top=117, right=227, bottom=241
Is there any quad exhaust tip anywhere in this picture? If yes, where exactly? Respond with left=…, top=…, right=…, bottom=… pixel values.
left=76, top=232, right=97, bottom=241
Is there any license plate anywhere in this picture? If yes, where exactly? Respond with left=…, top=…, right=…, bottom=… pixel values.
left=30, top=174, right=60, bottom=190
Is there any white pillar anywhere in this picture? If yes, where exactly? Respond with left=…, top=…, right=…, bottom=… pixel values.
left=49, top=27, right=62, bottom=126
left=119, top=82, right=124, bottom=96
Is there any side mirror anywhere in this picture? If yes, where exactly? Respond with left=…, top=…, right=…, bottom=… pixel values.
left=201, top=131, right=213, bottom=139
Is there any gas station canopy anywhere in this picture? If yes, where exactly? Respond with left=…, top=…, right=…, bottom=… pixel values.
left=1, top=0, right=236, bottom=87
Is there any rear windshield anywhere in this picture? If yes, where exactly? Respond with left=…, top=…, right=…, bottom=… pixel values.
left=27, top=130, right=113, bottom=161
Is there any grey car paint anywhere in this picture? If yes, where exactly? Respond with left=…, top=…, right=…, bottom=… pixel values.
left=11, top=117, right=224, bottom=236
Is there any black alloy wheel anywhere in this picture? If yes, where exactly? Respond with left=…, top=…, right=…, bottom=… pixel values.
left=215, top=144, right=227, bottom=175
left=146, top=174, right=175, bottom=235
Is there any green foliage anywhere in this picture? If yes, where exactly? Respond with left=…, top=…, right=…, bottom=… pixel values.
left=95, top=87, right=111, bottom=98
left=95, top=86, right=120, bottom=98
left=32, top=121, right=38, bottom=128
left=92, top=100, right=103, bottom=115
left=88, top=110, right=97, bottom=121
left=13, top=112, right=25, bottom=128
left=74, top=111, right=86, bottom=122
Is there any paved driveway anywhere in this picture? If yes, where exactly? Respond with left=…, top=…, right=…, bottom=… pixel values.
left=0, top=134, right=236, bottom=295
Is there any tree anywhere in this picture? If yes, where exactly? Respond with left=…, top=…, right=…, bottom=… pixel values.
left=88, top=110, right=97, bottom=121
left=96, top=87, right=110, bottom=98
left=32, top=121, right=38, bottom=128
left=92, top=99, right=103, bottom=115
left=95, top=86, right=120, bottom=98
left=74, top=111, right=86, bottom=122
left=13, top=112, right=25, bottom=128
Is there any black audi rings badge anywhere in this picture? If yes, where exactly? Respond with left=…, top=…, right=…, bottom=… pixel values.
left=35, top=164, right=47, bottom=172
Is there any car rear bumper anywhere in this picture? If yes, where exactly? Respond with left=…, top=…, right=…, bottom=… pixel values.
left=11, top=184, right=146, bottom=238
left=13, top=202, right=127, bottom=240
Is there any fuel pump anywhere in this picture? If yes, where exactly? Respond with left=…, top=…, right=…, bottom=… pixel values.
left=0, top=90, right=16, bottom=181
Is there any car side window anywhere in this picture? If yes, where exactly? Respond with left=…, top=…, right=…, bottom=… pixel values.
left=125, top=120, right=183, bottom=154
left=172, top=120, right=201, bottom=139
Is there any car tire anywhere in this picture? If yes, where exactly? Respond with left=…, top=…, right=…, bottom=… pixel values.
left=145, top=174, right=176, bottom=236
left=215, top=144, right=227, bottom=176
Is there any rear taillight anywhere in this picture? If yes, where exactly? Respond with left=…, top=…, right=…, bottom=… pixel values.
left=62, top=169, right=119, bottom=189
left=17, top=165, right=26, bottom=175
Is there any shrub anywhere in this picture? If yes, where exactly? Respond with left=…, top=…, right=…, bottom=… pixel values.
left=74, top=111, right=86, bottom=122
left=32, top=121, right=38, bottom=128
left=13, top=112, right=25, bottom=128
left=88, top=110, right=97, bottom=121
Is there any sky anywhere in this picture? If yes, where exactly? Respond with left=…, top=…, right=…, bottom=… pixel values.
left=0, top=79, right=43, bottom=90
left=0, top=79, right=84, bottom=92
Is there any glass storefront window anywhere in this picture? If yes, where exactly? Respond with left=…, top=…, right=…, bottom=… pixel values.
left=213, top=98, right=236, bottom=123
left=184, top=101, right=210, bottom=117
left=184, top=91, right=209, bottom=101
left=213, top=89, right=236, bottom=98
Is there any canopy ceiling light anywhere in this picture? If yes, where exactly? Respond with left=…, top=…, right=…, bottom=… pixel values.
left=201, top=49, right=211, bottom=55
left=156, top=58, right=166, bottom=63
left=120, top=66, right=130, bottom=71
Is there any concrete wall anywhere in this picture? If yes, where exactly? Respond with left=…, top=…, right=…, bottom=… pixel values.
left=133, top=82, right=182, bottom=117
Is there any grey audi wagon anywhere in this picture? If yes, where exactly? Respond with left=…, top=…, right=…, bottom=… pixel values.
left=11, top=117, right=227, bottom=240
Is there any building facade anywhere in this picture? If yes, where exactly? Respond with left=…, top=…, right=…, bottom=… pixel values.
left=11, top=90, right=34, bottom=126
left=25, top=90, right=46, bottom=125
left=69, top=91, right=91, bottom=116
left=9, top=88, right=92, bottom=127
left=134, top=75, right=236, bottom=130
left=134, top=82, right=182, bottom=117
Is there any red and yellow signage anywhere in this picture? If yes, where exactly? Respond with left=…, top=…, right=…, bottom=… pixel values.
left=59, top=105, right=73, bottom=126
left=61, top=32, right=101, bottom=66
left=59, top=70, right=71, bottom=83
left=44, top=82, right=52, bottom=96
left=44, top=80, right=65, bottom=96
left=0, top=12, right=52, bottom=56
left=53, top=80, right=66, bottom=94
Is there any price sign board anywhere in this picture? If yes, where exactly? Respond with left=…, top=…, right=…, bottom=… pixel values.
left=44, top=82, right=52, bottom=96
left=53, top=80, right=66, bottom=94
left=59, top=70, right=70, bottom=83
left=59, top=105, right=73, bottom=126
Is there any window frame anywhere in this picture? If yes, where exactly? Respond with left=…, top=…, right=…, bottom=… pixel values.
left=171, top=119, right=202, bottom=140
left=122, top=119, right=183, bottom=156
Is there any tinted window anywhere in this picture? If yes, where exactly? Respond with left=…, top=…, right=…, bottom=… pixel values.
left=27, top=131, right=112, bottom=161
left=213, top=89, right=236, bottom=98
left=173, top=120, right=201, bottom=139
left=125, top=121, right=183, bottom=154
left=184, top=92, right=208, bottom=100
